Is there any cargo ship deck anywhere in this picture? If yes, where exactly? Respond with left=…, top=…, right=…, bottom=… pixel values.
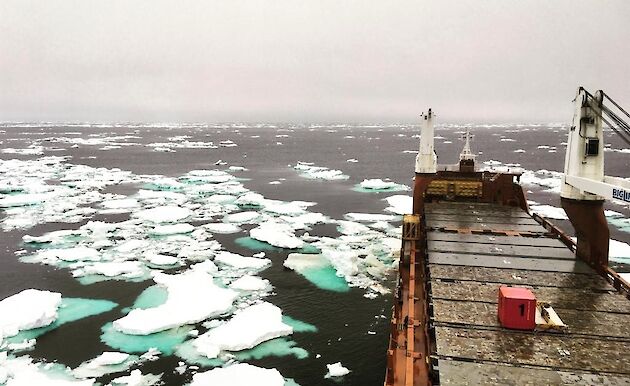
left=426, top=201, right=630, bottom=385
left=386, top=198, right=630, bottom=385
left=385, top=101, right=630, bottom=385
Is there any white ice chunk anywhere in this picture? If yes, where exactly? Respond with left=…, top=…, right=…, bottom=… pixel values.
left=609, top=239, right=630, bottom=262
left=360, top=179, right=404, bottom=190
left=74, top=261, right=146, bottom=279
left=73, top=352, right=134, bottom=379
left=192, top=302, right=292, bottom=358
left=0, top=289, right=61, bottom=338
left=107, top=369, right=161, bottom=386
left=234, top=192, right=266, bottom=207
left=284, top=253, right=329, bottom=271
left=223, top=211, right=260, bottom=224
left=42, top=247, right=101, bottom=262
left=191, top=260, right=219, bottom=275
left=143, top=253, right=179, bottom=266
left=262, top=200, right=313, bottom=216
left=214, top=251, right=272, bottom=270
left=384, top=195, right=413, bottom=215
left=149, top=223, right=195, bottom=236
left=190, top=363, right=284, bottom=386
left=7, top=339, right=36, bottom=351
left=113, top=270, right=238, bottom=335
left=326, top=362, right=350, bottom=377
left=345, top=213, right=398, bottom=222
left=293, top=162, right=348, bottom=181
left=203, top=223, right=241, bottom=234
left=229, top=275, right=271, bottom=291
left=0, top=355, right=94, bottom=386
left=116, top=240, right=147, bottom=253
left=337, top=220, right=371, bottom=235
left=135, top=206, right=192, bottom=223
left=101, top=199, right=139, bottom=210
left=250, top=221, right=304, bottom=249
left=0, top=193, right=54, bottom=208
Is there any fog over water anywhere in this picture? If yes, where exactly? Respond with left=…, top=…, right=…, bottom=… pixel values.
left=1, top=0, right=629, bottom=123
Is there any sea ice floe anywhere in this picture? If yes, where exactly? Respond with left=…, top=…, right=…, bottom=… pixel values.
left=223, top=211, right=260, bottom=224
left=149, top=223, right=195, bottom=236
left=106, top=369, right=161, bottom=386
left=336, top=220, right=372, bottom=235
left=189, top=363, right=285, bottom=386
left=113, top=270, right=238, bottom=335
left=0, top=289, right=61, bottom=340
left=24, top=246, right=101, bottom=264
left=4, top=298, right=117, bottom=351
left=344, top=213, right=398, bottom=222
left=100, top=198, right=140, bottom=211
left=0, top=354, right=95, bottom=386
left=609, top=239, right=630, bottom=264
left=384, top=195, right=413, bottom=215
left=72, top=261, right=149, bottom=282
left=293, top=162, right=349, bottom=180
left=202, top=222, right=241, bottom=234
left=135, top=206, right=192, bottom=223
left=519, top=169, right=563, bottom=193
left=357, top=179, right=409, bottom=192
left=284, top=253, right=349, bottom=292
left=250, top=220, right=305, bottom=249
left=73, top=352, right=138, bottom=379
left=214, top=251, right=272, bottom=270
left=191, top=302, right=293, bottom=359
left=143, top=253, right=180, bottom=267
left=229, top=276, right=272, bottom=292
left=325, top=362, right=350, bottom=377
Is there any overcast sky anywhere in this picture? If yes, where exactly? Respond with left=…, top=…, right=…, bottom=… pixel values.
left=1, top=0, right=628, bottom=123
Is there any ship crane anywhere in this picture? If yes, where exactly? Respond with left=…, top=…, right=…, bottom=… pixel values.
left=561, top=87, right=630, bottom=274
left=562, top=87, right=630, bottom=203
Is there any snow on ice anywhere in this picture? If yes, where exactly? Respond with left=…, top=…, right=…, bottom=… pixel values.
left=189, top=363, right=285, bottom=386
left=113, top=271, right=238, bottom=335
left=191, top=302, right=292, bottom=359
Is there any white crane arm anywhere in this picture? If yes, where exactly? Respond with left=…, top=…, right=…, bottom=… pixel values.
left=564, top=175, right=630, bottom=204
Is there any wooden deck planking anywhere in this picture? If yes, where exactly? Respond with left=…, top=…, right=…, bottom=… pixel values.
left=425, top=201, right=630, bottom=384
left=427, top=232, right=568, bottom=248
left=438, top=360, right=630, bottom=385
left=435, top=326, right=630, bottom=374
left=429, top=265, right=610, bottom=289
left=429, top=240, right=576, bottom=260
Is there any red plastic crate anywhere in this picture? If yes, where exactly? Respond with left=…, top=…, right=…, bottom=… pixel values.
left=497, top=286, right=536, bottom=330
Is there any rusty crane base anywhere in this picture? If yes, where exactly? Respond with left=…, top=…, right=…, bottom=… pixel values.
left=385, top=201, right=630, bottom=385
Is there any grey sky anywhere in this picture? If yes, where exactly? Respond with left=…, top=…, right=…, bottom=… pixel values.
left=1, top=0, right=628, bottom=123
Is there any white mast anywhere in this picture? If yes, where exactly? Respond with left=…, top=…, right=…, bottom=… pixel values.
left=415, top=108, right=437, bottom=174
left=459, top=128, right=476, bottom=162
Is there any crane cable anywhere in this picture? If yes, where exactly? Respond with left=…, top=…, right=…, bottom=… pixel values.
left=581, top=89, right=630, bottom=146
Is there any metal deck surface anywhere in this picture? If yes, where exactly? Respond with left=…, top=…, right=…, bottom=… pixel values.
left=426, top=202, right=630, bottom=385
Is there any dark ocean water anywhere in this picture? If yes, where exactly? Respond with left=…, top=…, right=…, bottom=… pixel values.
left=0, top=122, right=629, bottom=385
